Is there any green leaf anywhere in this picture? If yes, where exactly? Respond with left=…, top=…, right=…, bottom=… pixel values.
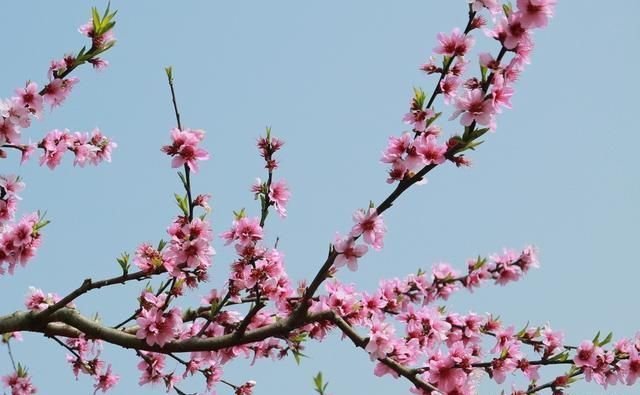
left=599, top=331, right=613, bottom=347
left=157, top=239, right=167, bottom=252
left=313, top=372, right=329, bottom=395
left=516, top=322, right=530, bottom=337
left=549, top=350, right=569, bottom=361
left=174, top=193, right=189, bottom=216
left=412, top=87, right=426, bottom=108
left=502, top=2, right=513, bottom=17
left=472, top=256, right=486, bottom=270
left=116, top=252, right=130, bottom=275
left=209, top=300, right=219, bottom=317
left=16, top=363, right=28, bottom=377
left=426, top=111, right=442, bottom=127
left=165, top=66, right=174, bottom=82
left=592, top=330, right=601, bottom=344
left=177, top=171, right=188, bottom=190
left=233, top=208, right=246, bottom=220
left=292, top=349, right=308, bottom=365
left=474, top=127, right=491, bottom=139
left=91, top=7, right=101, bottom=32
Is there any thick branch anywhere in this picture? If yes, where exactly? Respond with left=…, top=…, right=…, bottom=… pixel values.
left=1, top=308, right=333, bottom=353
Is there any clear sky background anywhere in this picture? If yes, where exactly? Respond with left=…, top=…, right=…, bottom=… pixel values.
left=1, top=1, right=639, bottom=394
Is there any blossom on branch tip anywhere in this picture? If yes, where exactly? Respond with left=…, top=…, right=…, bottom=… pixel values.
left=161, top=128, right=209, bottom=173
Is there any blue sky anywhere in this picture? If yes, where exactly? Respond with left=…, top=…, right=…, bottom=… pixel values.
left=1, top=1, right=639, bottom=394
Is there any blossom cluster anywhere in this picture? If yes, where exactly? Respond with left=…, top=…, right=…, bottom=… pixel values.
left=0, top=213, right=42, bottom=277
left=0, top=7, right=116, bottom=161
left=135, top=214, right=215, bottom=289
left=1, top=369, right=36, bottom=395
left=252, top=130, right=290, bottom=217
left=38, top=128, right=116, bottom=169
left=305, top=245, right=640, bottom=394
left=15, top=2, right=640, bottom=395
left=136, top=291, right=183, bottom=347
left=383, top=0, right=556, bottom=183
left=64, top=335, right=119, bottom=393
left=332, top=207, right=386, bottom=272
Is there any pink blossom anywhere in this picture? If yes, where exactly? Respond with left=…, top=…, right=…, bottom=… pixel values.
left=268, top=180, right=290, bottom=218
left=25, top=287, right=59, bottom=311
left=2, top=99, right=31, bottom=129
left=1, top=371, right=37, bottom=395
left=432, top=263, right=460, bottom=300
left=235, top=380, right=256, bottom=395
left=0, top=118, right=19, bottom=145
left=161, top=128, right=209, bottom=173
left=516, top=0, right=556, bottom=28
left=400, top=306, right=452, bottom=348
left=434, top=28, right=475, bottom=57
left=541, top=326, right=565, bottom=355
left=381, top=132, right=413, bottom=164
left=440, top=74, right=461, bottom=104
left=491, top=356, right=518, bottom=384
left=221, top=217, right=263, bottom=247
left=137, top=352, right=166, bottom=386
left=491, top=326, right=516, bottom=353
left=134, top=243, right=164, bottom=273
left=469, top=0, right=500, bottom=14
left=39, top=129, right=70, bottom=169
left=518, top=358, right=540, bottom=381
left=351, top=208, right=386, bottom=250
left=88, top=58, right=109, bottom=70
left=93, top=365, right=119, bottom=393
left=415, top=133, right=447, bottom=165
left=402, top=108, right=434, bottom=133
left=427, top=353, right=469, bottom=393
left=489, top=74, right=515, bottom=112
left=167, top=236, right=213, bottom=270
left=136, top=307, right=182, bottom=347
left=574, top=340, right=601, bottom=369
left=450, top=88, right=495, bottom=127
left=0, top=197, right=18, bottom=225
left=89, top=129, right=117, bottom=164
left=42, top=77, right=78, bottom=107
left=493, top=14, right=531, bottom=51
left=15, top=82, right=43, bottom=118
left=333, top=235, right=368, bottom=272
left=0, top=175, right=25, bottom=200
left=365, top=319, right=395, bottom=360
left=621, top=348, right=640, bottom=385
